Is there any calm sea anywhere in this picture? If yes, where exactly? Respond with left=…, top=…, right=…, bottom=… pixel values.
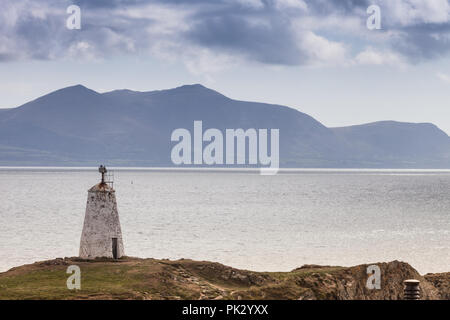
left=0, top=168, right=449, bottom=274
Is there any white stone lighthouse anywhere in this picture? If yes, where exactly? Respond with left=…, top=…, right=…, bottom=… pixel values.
left=79, top=165, right=125, bottom=259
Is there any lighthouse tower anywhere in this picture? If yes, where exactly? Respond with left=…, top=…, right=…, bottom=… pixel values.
left=79, top=165, right=125, bottom=259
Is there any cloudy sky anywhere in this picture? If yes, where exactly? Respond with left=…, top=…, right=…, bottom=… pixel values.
left=2, top=0, right=450, bottom=133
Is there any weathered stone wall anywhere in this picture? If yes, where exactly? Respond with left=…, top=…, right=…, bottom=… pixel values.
left=79, top=184, right=125, bottom=259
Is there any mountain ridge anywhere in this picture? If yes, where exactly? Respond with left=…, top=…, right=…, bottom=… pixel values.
left=1, top=84, right=449, bottom=168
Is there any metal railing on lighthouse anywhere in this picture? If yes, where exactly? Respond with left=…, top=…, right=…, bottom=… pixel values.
left=98, top=165, right=114, bottom=189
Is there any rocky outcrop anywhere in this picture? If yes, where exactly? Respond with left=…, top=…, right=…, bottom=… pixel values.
left=424, top=272, right=450, bottom=300
left=291, top=261, right=439, bottom=300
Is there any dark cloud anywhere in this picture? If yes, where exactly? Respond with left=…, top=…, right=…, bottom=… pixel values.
left=306, top=0, right=371, bottom=14
left=392, top=24, right=450, bottom=62
left=2, top=0, right=450, bottom=67
left=185, top=11, right=305, bottom=65
left=73, top=0, right=148, bottom=8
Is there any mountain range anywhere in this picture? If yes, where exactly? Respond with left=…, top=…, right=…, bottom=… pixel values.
left=1, top=84, right=449, bottom=168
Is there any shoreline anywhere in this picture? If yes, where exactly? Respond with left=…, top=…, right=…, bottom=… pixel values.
left=1, top=257, right=447, bottom=276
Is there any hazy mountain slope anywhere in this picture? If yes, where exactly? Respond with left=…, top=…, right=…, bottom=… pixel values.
left=331, top=121, right=450, bottom=167
left=0, top=84, right=449, bottom=167
left=102, top=84, right=348, bottom=166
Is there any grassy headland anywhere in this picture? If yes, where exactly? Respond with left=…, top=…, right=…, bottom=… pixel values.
left=0, top=257, right=448, bottom=300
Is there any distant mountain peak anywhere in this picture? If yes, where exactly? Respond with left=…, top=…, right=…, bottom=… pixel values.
left=49, top=84, right=91, bottom=92
left=70, top=84, right=88, bottom=89
left=39, top=84, right=101, bottom=100
left=334, top=120, right=442, bottom=131
left=175, top=83, right=206, bottom=90
left=14, top=84, right=102, bottom=112
left=103, top=83, right=229, bottom=100
left=170, top=83, right=214, bottom=92
left=102, top=83, right=225, bottom=98
left=166, top=83, right=229, bottom=99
